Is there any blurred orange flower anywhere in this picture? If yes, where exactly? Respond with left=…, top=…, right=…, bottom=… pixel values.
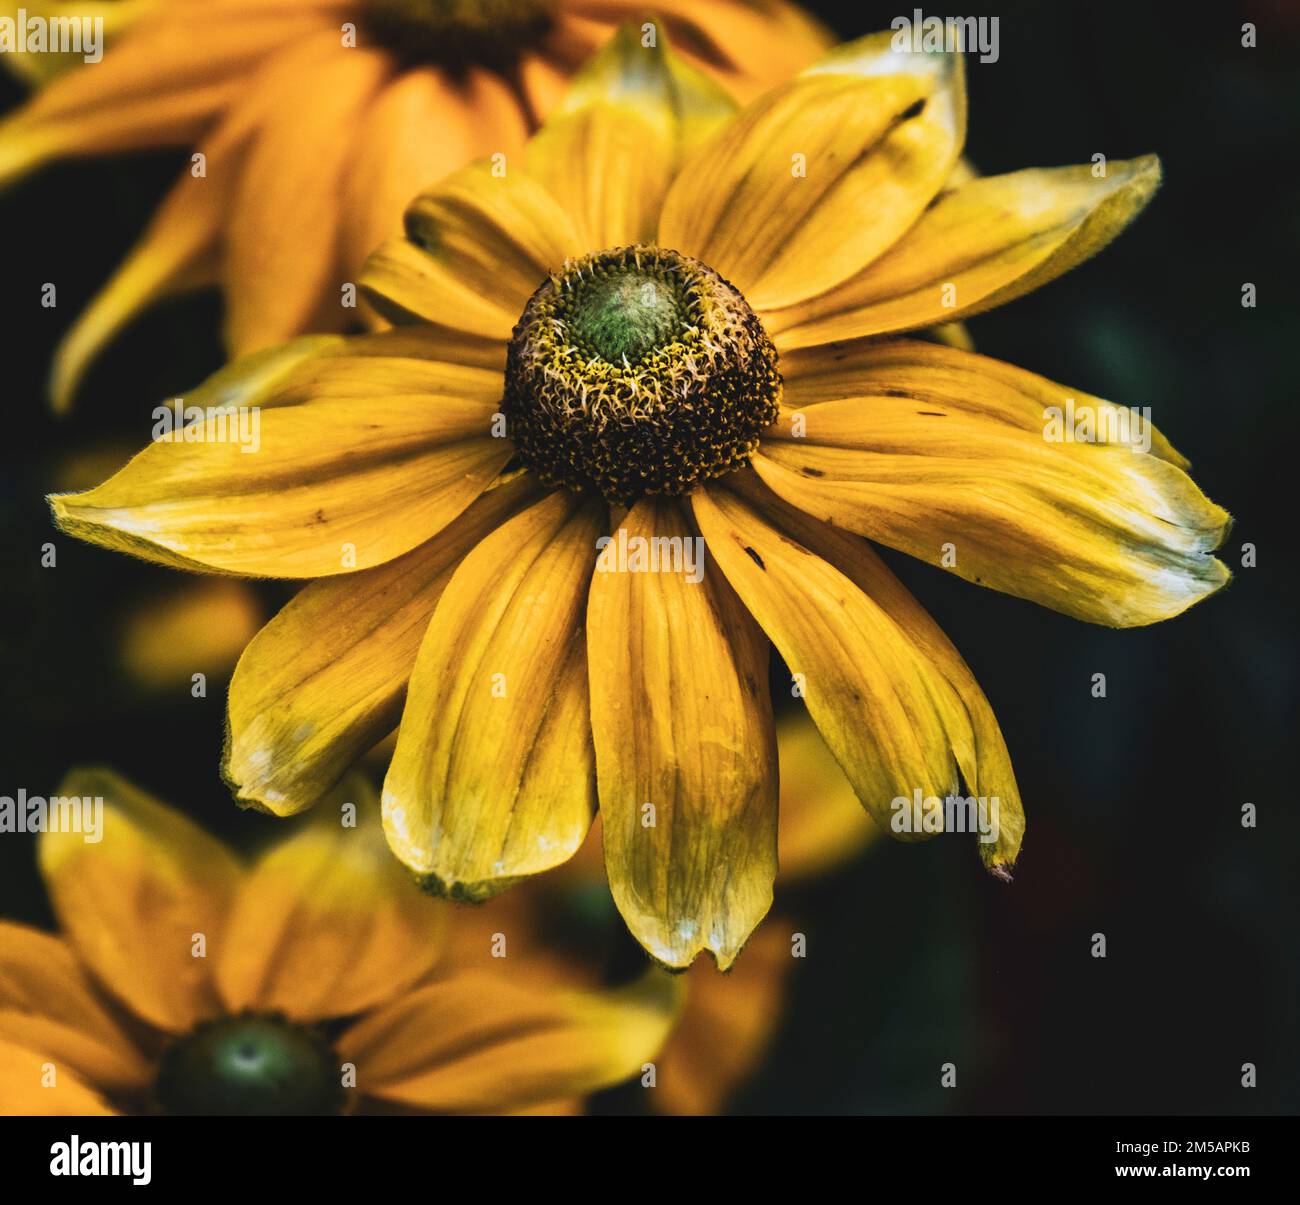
left=0, top=0, right=829, bottom=409
left=0, top=768, right=679, bottom=1115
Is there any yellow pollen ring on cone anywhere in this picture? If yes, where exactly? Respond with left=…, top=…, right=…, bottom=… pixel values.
left=504, top=244, right=782, bottom=505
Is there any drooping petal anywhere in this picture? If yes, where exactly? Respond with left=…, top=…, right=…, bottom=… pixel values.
left=767, top=157, right=1163, bottom=349
left=336, top=969, right=681, bottom=1112
left=525, top=23, right=736, bottom=249
left=38, top=769, right=241, bottom=1034
left=691, top=483, right=957, bottom=844
left=225, top=472, right=544, bottom=817
left=703, top=473, right=1025, bottom=872
left=382, top=491, right=603, bottom=899
left=691, top=470, right=1024, bottom=868
left=587, top=497, right=778, bottom=969
left=658, top=30, right=964, bottom=308
left=215, top=775, right=447, bottom=1022
left=0, top=923, right=150, bottom=1092
left=223, top=37, right=390, bottom=352
left=48, top=366, right=509, bottom=578
left=759, top=340, right=1231, bottom=626
left=360, top=162, right=581, bottom=340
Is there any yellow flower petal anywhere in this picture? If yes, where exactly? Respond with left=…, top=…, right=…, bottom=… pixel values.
left=225, top=471, right=544, bottom=817
left=434, top=878, right=585, bottom=988
left=0, top=3, right=309, bottom=185
left=223, top=39, right=390, bottom=353
left=759, top=340, right=1231, bottom=626
left=0, top=1014, right=148, bottom=1096
left=382, top=491, right=603, bottom=898
left=0, top=1, right=154, bottom=88
left=0, top=923, right=125, bottom=1046
left=49, top=370, right=509, bottom=578
left=340, top=67, right=529, bottom=285
left=361, top=161, right=581, bottom=340
left=263, top=328, right=506, bottom=403
left=44, top=34, right=362, bottom=414
left=161, top=332, right=348, bottom=410
left=557, top=20, right=740, bottom=151
left=525, top=23, right=736, bottom=249
left=330, top=325, right=507, bottom=375
left=336, top=969, right=681, bottom=1112
left=779, top=335, right=1190, bottom=466
left=587, top=497, right=777, bottom=969
left=0, top=1038, right=116, bottom=1115
left=767, top=157, right=1162, bottom=349
left=0, top=923, right=150, bottom=1092
left=688, top=482, right=951, bottom=825
left=658, top=30, right=964, bottom=308
left=733, top=473, right=1023, bottom=870
left=38, top=768, right=241, bottom=1033
left=502, top=1096, right=585, bottom=1116
left=529, top=107, right=670, bottom=249
left=214, top=774, right=447, bottom=1021
left=693, top=477, right=1024, bottom=871
left=48, top=135, right=226, bottom=415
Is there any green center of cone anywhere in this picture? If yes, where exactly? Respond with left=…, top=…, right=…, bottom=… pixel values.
left=155, top=1014, right=343, bottom=1116
left=569, top=272, right=688, bottom=364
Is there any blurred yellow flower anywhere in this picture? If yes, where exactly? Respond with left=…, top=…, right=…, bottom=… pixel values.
left=50, top=29, right=1230, bottom=970
left=0, top=0, right=829, bottom=409
left=0, top=768, right=678, bottom=1115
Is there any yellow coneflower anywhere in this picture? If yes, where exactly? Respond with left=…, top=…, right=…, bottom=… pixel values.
left=0, top=0, right=829, bottom=410
left=0, top=768, right=678, bottom=1115
left=50, top=28, right=1231, bottom=969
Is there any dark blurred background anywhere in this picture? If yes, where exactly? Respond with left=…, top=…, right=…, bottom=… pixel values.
left=1, top=1, right=1296, bottom=1114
